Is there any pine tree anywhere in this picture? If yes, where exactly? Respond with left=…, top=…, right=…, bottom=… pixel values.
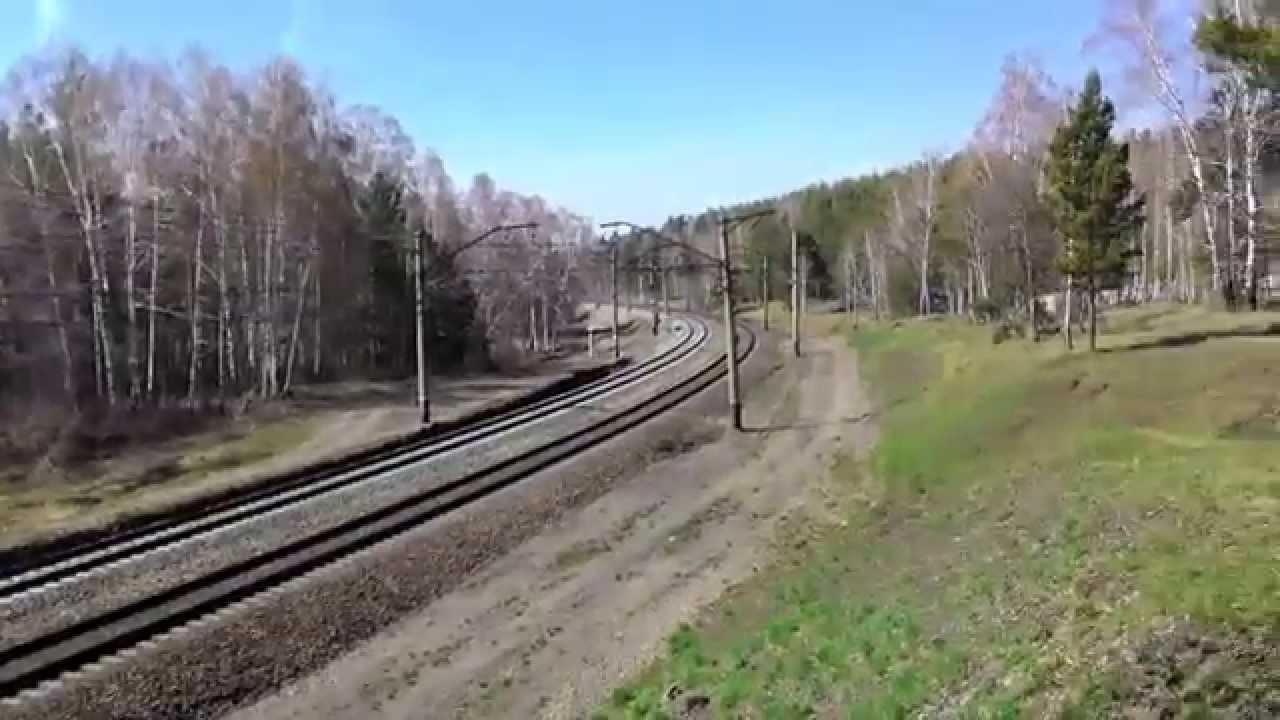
left=1196, top=8, right=1280, bottom=91
left=1045, top=70, right=1146, bottom=351
left=358, top=172, right=412, bottom=372
left=419, top=227, right=477, bottom=371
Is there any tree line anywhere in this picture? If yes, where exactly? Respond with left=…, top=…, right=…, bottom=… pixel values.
left=661, top=0, right=1277, bottom=338
left=0, top=48, right=595, bottom=434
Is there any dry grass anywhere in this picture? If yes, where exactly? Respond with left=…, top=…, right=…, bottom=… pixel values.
left=0, top=414, right=326, bottom=550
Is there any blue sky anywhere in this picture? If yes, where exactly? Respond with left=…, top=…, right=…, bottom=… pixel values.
left=1, top=0, right=1109, bottom=223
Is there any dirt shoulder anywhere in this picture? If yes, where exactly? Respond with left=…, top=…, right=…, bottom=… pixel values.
left=228, top=328, right=874, bottom=720
left=0, top=313, right=658, bottom=555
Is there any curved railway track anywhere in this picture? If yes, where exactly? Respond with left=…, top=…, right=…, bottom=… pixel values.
left=0, top=317, right=755, bottom=704
left=0, top=319, right=706, bottom=601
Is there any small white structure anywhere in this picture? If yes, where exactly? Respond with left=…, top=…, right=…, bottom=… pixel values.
left=1037, top=292, right=1062, bottom=317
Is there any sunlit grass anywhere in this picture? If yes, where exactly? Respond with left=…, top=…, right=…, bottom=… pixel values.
left=601, top=307, right=1280, bottom=718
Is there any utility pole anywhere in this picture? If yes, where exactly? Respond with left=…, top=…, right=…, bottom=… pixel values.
left=791, top=228, right=801, bottom=357
left=414, top=226, right=431, bottom=425
left=610, top=234, right=620, bottom=361
left=601, top=214, right=772, bottom=432
left=801, top=254, right=808, bottom=318
left=650, top=261, right=659, bottom=335
left=415, top=221, right=537, bottom=425
left=718, top=219, right=742, bottom=431
left=762, top=255, right=770, bottom=331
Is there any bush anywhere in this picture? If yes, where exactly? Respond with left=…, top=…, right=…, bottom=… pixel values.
left=992, top=320, right=1026, bottom=345
left=973, top=298, right=1003, bottom=324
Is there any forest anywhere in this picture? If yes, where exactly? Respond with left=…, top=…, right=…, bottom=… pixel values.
left=660, top=0, right=1279, bottom=334
left=1, top=0, right=1276, bottom=461
left=0, top=48, right=597, bottom=456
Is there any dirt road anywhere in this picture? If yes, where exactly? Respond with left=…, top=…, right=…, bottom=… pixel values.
left=230, top=330, right=873, bottom=720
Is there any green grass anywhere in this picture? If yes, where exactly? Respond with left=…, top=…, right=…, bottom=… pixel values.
left=178, top=419, right=317, bottom=479
left=599, top=307, right=1280, bottom=719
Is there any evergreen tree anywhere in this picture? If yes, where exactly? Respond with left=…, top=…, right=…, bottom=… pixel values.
left=1045, top=70, right=1146, bottom=351
left=798, top=232, right=832, bottom=299
left=358, top=172, right=412, bottom=373
left=418, top=227, right=477, bottom=371
left=1196, top=6, right=1280, bottom=90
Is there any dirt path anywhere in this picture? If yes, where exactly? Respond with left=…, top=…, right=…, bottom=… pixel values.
left=230, top=331, right=874, bottom=720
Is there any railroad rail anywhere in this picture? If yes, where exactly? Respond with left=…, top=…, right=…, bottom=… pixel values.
left=0, top=319, right=705, bottom=601
left=0, top=317, right=754, bottom=703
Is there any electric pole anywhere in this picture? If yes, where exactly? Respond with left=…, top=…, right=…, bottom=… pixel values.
left=610, top=233, right=620, bottom=361
left=762, top=255, right=770, bottom=331
left=602, top=214, right=773, bottom=432
left=718, top=219, right=742, bottom=432
left=791, top=228, right=801, bottom=357
left=415, top=221, right=538, bottom=425
left=415, top=226, right=430, bottom=425
left=801, top=253, right=808, bottom=319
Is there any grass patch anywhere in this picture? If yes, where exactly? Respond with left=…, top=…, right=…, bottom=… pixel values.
left=0, top=416, right=320, bottom=550
left=600, top=308, right=1280, bottom=718
left=552, top=538, right=613, bottom=571
left=178, top=419, right=316, bottom=479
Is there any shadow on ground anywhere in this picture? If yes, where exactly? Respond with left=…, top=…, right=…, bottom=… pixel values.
left=1100, top=323, right=1280, bottom=353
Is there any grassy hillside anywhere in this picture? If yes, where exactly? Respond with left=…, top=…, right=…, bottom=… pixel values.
left=601, top=305, right=1280, bottom=718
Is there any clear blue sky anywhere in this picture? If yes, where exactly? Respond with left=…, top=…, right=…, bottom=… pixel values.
left=1, top=0, right=1107, bottom=224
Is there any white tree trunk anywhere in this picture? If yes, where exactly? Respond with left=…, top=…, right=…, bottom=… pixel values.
left=126, top=202, right=141, bottom=399
left=1182, top=218, right=1196, bottom=302
left=529, top=303, right=539, bottom=353
left=242, top=223, right=256, bottom=381
left=147, top=199, right=161, bottom=396
left=55, top=142, right=117, bottom=404
left=283, top=261, right=312, bottom=395
left=1182, top=130, right=1220, bottom=291
left=864, top=231, right=881, bottom=320
left=1129, top=11, right=1221, bottom=291
left=1224, top=103, right=1238, bottom=303
left=1242, top=91, right=1260, bottom=304
left=215, top=193, right=234, bottom=392
left=23, top=150, right=75, bottom=400
left=1064, top=277, right=1074, bottom=350
left=43, top=239, right=75, bottom=401
left=311, top=271, right=321, bottom=378
left=188, top=201, right=205, bottom=401
left=542, top=294, right=550, bottom=351
left=916, top=161, right=937, bottom=315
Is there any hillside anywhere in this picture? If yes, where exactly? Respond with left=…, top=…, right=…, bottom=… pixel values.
left=604, top=306, right=1280, bottom=718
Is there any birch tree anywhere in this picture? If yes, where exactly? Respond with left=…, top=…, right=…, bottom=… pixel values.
left=1093, top=0, right=1224, bottom=292
left=1, top=44, right=592, bottom=445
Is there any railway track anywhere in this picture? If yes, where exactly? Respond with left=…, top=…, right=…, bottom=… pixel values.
left=0, top=319, right=705, bottom=601
left=0, top=317, right=753, bottom=704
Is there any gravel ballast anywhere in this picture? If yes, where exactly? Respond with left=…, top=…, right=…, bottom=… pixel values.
left=3, top=324, right=755, bottom=720
left=0, top=331, right=697, bottom=653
